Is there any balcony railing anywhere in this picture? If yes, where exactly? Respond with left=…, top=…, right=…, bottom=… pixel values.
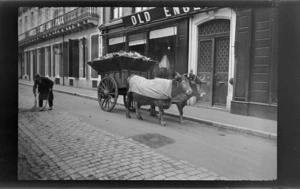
left=19, top=7, right=99, bottom=46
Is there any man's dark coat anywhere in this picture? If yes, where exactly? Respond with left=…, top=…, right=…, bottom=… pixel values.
left=33, top=77, right=54, bottom=100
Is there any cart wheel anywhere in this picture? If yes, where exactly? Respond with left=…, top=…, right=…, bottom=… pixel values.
left=123, top=94, right=135, bottom=112
left=98, top=76, right=118, bottom=112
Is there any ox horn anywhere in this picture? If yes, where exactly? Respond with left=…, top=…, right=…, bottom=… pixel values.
left=199, top=75, right=206, bottom=81
left=174, top=72, right=181, bottom=78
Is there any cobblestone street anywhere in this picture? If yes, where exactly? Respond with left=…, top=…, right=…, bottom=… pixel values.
left=18, top=110, right=226, bottom=180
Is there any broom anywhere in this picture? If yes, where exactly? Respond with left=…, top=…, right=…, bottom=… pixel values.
left=30, top=94, right=38, bottom=111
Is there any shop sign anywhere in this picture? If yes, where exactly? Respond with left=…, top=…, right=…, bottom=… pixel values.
left=55, top=16, right=65, bottom=26
left=122, top=7, right=214, bottom=27
left=19, top=8, right=94, bottom=42
left=18, top=34, right=25, bottom=41
left=39, top=24, right=45, bottom=33
left=29, top=29, right=37, bottom=36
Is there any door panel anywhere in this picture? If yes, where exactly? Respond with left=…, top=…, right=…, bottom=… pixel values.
left=197, top=40, right=213, bottom=104
left=213, top=37, right=229, bottom=106
left=196, top=19, right=230, bottom=108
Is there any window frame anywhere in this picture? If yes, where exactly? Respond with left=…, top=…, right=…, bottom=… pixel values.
left=111, top=7, right=123, bottom=20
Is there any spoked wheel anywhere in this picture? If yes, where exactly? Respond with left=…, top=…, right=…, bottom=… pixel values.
left=123, top=94, right=135, bottom=112
left=97, top=76, right=118, bottom=112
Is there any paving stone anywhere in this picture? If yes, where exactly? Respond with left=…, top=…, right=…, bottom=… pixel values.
left=18, top=110, right=225, bottom=180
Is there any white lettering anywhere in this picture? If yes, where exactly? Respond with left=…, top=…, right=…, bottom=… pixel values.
left=173, top=7, right=180, bottom=15
left=194, top=7, right=201, bottom=10
left=46, top=22, right=52, bottom=30
left=183, top=7, right=190, bottom=13
left=29, top=29, right=36, bottom=36
left=40, top=25, right=45, bottom=32
left=144, top=11, right=151, bottom=22
left=55, top=17, right=64, bottom=26
left=163, top=7, right=172, bottom=17
left=131, top=16, right=137, bottom=25
left=137, top=14, right=144, bottom=24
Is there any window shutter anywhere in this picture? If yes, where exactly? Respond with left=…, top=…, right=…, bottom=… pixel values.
left=175, top=18, right=189, bottom=74
left=63, top=42, right=69, bottom=77
left=234, top=8, right=252, bottom=101
left=72, top=40, right=80, bottom=78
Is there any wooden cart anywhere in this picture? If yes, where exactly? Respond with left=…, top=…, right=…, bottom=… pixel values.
left=87, top=54, right=158, bottom=112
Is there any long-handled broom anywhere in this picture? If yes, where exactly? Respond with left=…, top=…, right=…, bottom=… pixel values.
left=30, top=94, right=38, bottom=111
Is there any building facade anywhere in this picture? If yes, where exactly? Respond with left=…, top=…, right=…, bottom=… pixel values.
left=18, top=7, right=103, bottom=89
left=18, top=6, right=278, bottom=120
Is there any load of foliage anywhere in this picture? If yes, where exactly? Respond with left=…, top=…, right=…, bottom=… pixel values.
left=88, top=51, right=158, bottom=73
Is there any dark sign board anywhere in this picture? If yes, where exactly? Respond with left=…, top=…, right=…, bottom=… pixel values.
left=122, top=7, right=216, bottom=27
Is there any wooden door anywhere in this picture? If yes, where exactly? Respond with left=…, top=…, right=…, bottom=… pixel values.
left=197, top=19, right=230, bottom=107
left=212, top=37, right=229, bottom=106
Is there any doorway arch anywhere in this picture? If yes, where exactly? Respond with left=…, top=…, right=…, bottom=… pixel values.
left=188, top=8, right=236, bottom=110
left=197, top=19, right=230, bottom=108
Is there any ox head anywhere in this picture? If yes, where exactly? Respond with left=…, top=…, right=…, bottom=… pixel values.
left=187, top=73, right=206, bottom=98
left=173, top=72, right=193, bottom=96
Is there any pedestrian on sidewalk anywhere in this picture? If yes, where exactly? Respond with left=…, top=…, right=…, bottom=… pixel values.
left=33, top=74, right=54, bottom=111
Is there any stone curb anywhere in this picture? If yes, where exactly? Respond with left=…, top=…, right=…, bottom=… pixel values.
left=19, top=82, right=277, bottom=140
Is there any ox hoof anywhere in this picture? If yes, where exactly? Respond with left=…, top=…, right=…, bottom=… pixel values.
left=160, top=122, right=166, bottom=126
left=179, top=120, right=185, bottom=124
left=126, top=114, right=131, bottom=119
left=137, top=116, right=143, bottom=120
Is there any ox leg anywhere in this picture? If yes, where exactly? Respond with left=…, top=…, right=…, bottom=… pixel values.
left=157, top=105, right=166, bottom=126
left=176, top=102, right=184, bottom=124
left=125, top=93, right=131, bottom=119
left=135, top=103, right=143, bottom=120
left=150, top=105, right=157, bottom=117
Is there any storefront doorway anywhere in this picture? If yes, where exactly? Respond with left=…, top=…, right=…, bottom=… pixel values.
left=149, top=35, right=176, bottom=79
left=196, top=19, right=230, bottom=108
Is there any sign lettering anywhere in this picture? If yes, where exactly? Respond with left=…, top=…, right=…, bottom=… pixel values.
left=55, top=16, right=65, bottom=26
left=29, top=29, right=36, bottom=36
left=39, top=24, right=45, bottom=33
left=46, top=21, right=52, bottom=30
left=123, top=7, right=214, bottom=27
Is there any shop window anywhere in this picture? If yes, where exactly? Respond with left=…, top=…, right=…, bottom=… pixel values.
left=128, top=33, right=147, bottom=55
left=128, top=44, right=145, bottom=55
left=112, top=7, right=123, bottom=19
left=108, top=36, right=126, bottom=53
left=108, top=43, right=125, bottom=53
left=149, top=36, right=176, bottom=79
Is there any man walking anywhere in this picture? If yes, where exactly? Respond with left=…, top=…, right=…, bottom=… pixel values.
left=33, top=74, right=54, bottom=110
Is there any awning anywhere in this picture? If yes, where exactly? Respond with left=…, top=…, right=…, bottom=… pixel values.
left=149, top=26, right=177, bottom=39
left=109, top=36, right=126, bottom=45
left=128, top=33, right=147, bottom=46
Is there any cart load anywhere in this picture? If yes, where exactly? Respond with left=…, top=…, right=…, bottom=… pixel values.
left=87, top=51, right=158, bottom=112
left=87, top=51, right=158, bottom=74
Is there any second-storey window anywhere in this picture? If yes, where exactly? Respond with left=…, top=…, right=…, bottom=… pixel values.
left=112, top=7, right=122, bottom=19
left=134, top=7, right=148, bottom=13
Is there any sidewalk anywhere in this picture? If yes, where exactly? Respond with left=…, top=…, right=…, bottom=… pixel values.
left=19, top=79, right=277, bottom=140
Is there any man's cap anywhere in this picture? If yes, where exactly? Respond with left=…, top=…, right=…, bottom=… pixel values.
left=34, top=74, right=41, bottom=79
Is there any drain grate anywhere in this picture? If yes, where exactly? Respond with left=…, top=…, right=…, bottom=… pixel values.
left=131, top=133, right=175, bottom=149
